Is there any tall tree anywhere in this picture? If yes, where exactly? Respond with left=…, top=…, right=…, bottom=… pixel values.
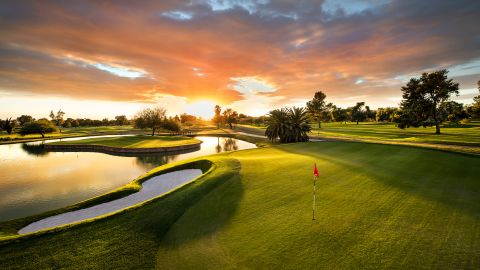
left=2, top=118, right=16, bottom=134
left=17, top=115, right=34, bottom=126
left=439, top=101, right=467, bottom=123
left=222, top=108, right=238, bottom=129
left=398, top=69, right=459, bottom=134
left=213, top=105, right=222, bottom=129
left=351, top=102, right=366, bottom=125
left=50, top=109, right=65, bottom=131
left=376, top=107, right=398, bottom=122
left=133, top=107, right=166, bottom=136
left=115, top=115, right=128, bottom=126
left=306, top=91, right=327, bottom=128
left=467, top=80, right=480, bottom=118
left=162, top=118, right=181, bottom=133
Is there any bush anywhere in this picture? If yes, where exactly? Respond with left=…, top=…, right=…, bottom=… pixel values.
left=19, top=119, right=58, bottom=138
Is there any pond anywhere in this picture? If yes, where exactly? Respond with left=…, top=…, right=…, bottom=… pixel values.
left=0, top=136, right=256, bottom=222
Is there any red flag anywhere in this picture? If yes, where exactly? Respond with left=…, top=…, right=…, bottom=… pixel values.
left=313, top=163, right=319, bottom=178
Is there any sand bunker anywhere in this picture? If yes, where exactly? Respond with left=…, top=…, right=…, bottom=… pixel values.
left=19, top=169, right=203, bottom=234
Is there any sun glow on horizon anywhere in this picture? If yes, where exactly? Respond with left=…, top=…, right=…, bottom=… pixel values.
left=184, top=99, right=218, bottom=119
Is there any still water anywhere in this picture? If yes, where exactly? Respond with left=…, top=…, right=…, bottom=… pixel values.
left=0, top=136, right=255, bottom=221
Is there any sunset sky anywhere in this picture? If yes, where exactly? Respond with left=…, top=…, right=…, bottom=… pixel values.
left=1, top=0, right=479, bottom=119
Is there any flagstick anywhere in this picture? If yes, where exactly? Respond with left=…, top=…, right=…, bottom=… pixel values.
left=312, top=175, right=316, bottom=220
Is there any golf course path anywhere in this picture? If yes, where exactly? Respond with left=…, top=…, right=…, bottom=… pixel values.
left=18, top=169, right=203, bottom=234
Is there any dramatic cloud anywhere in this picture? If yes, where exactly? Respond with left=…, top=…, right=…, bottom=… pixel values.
left=0, top=0, right=479, bottom=117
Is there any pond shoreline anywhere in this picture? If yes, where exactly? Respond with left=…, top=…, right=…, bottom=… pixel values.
left=44, top=141, right=203, bottom=154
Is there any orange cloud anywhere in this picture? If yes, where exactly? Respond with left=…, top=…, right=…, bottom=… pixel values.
left=0, top=0, right=479, bottom=116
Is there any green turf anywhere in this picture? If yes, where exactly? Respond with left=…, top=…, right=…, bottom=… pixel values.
left=241, top=120, right=480, bottom=146
left=50, top=135, right=201, bottom=148
left=0, top=125, right=142, bottom=144
left=309, top=121, right=480, bottom=146
left=0, top=142, right=479, bottom=269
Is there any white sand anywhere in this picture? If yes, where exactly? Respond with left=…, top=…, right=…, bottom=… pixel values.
left=18, top=169, right=203, bottom=234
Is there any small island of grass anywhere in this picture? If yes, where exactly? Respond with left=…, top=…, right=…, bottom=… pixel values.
left=45, top=135, right=202, bottom=153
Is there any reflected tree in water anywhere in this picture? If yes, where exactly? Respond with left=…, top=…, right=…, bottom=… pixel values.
left=135, top=154, right=178, bottom=170
left=215, top=137, right=222, bottom=153
left=223, top=138, right=238, bottom=151
left=21, top=143, right=49, bottom=157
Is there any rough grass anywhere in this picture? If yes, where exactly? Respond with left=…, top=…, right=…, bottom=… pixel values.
left=1, top=142, right=479, bottom=269
left=50, top=135, right=201, bottom=148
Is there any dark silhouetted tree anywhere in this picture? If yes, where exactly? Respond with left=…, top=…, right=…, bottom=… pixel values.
left=134, top=107, right=166, bottom=136
left=398, top=69, right=459, bottom=134
left=115, top=115, right=128, bottom=126
left=2, top=118, right=16, bottom=134
left=351, top=102, right=366, bottom=125
left=213, top=105, right=222, bottom=129
left=306, top=91, right=327, bottom=128
left=17, top=115, right=34, bottom=126
left=265, top=107, right=311, bottom=143
left=467, top=80, right=480, bottom=118
left=222, top=108, right=238, bottom=129
left=162, top=118, right=181, bottom=133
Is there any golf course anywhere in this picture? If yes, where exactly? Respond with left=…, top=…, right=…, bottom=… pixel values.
left=1, top=139, right=479, bottom=269
left=2, top=1, right=480, bottom=268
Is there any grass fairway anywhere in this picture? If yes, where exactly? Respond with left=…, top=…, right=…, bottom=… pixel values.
left=50, top=135, right=201, bottom=148
left=309, top=121, right=480, bottom=146
left=1, top=142, right=479, bottom=269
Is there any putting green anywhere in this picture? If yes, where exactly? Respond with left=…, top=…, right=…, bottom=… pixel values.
left=0, top=142, right=479, bottom=269
left=47, top=135, right=201, bottom=150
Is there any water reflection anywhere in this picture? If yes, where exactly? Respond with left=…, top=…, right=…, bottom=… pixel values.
left=215, top=137, right=239, bottom=153
left=21, top=143, right=49, bottom=157
left=0, top=136, right=255, bottom=221
left=223, top=138, right=238, bottom=151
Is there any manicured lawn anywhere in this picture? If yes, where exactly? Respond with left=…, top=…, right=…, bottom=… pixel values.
left=1, top=142, right=479, bottom=269
left=309, top=120, right=480, bottom=146
left=240, top=121, right=480, bottom=147
left=50, top=135, right=201, bottom=148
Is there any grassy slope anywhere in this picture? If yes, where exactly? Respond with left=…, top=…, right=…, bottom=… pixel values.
left=1, top=142, right=479, bottom=269
left=50, top=135, right=201, bottom=148
left=156, top=143, right=480, bottom=269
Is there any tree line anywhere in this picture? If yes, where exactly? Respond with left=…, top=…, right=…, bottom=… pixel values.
left=264, top=69, right=480, bottom=142
left=1, top=113, right=131, bottom=134
left=303, top=70, right=479, bottom=134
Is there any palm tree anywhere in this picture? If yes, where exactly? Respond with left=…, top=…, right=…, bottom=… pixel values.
left=265, top=107, right=311, bottom=143
left=265, top=108, right=289, bottom=142
left=286, top=107, right=310, bottom=143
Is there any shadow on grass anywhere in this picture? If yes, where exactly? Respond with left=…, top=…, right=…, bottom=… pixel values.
left=159, top=172, right=244, bottom=248
left=278, top=141, right=480, bottom=217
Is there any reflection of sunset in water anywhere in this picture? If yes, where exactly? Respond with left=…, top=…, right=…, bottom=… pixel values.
left=0, top=136, right=255, bottom=221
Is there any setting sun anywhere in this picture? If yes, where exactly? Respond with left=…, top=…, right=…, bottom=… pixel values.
left=1, top=1, right=480, bottom=268
left=184, top=99, right=217, bottom=119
